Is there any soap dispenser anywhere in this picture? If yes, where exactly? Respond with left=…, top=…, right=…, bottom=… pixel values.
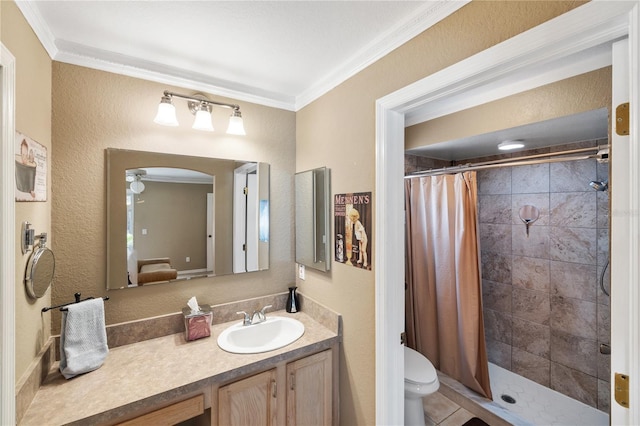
left=286, top=287, right=300, bottom=313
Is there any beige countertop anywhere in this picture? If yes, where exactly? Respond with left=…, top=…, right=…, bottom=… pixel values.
left=20, top=310, right=338, bottom=425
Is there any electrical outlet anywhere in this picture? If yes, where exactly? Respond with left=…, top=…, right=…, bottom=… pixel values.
left=298, top=264, right=305, bottom=280
left=141, top=228, right=147, bottom=235
left=186, top=256, right=190, bottom=263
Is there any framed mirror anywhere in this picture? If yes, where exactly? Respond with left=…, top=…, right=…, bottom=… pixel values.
left=295, top=167, right=331, bottom=272
left=106, top=149, right=269, bottom=290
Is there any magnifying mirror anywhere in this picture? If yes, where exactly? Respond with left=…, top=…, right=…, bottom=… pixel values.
left=25, top=244, right=55, bottom=299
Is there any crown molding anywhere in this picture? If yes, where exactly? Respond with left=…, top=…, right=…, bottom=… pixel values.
left=16, top=0, right=466, bottom=112
left=294, top=0, right=470, bottom=110
left=54, top=41, right=297, bottom=111
left=15, top=1, right=58, bottom=59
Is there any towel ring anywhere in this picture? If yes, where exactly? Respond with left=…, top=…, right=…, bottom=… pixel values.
left=25, top=244, right=55, bottom=299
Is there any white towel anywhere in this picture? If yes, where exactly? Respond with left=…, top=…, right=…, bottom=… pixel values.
left=59, top=298, right=109, bottom=379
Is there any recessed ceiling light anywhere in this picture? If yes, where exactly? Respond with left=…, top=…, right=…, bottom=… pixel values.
left=498, top=140, right=525, bottom=151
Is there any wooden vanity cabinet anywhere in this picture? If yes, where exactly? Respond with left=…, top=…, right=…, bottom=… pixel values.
left=286, top=350, right=332, bottom=425
left=218, top=369, right=278, bottom=426
left=215, top=349, right=333, bottom=426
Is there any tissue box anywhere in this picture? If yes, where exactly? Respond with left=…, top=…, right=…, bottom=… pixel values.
left=182, top=305, right=213, bottom=341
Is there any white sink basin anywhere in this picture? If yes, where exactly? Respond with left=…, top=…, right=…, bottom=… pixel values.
left=217, top=316, right=305, bottom=354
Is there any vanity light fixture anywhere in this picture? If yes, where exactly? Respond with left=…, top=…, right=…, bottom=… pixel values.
left=153, top=90, right=246, bottom=135
left=130, top=176, right=145, bottom=194
left=128, top=170, right=146, bottom=194
left=498, top=140, right=525, bottom=151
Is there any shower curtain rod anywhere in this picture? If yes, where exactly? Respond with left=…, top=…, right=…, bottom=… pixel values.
left=405, top=145, right=609, bottom=178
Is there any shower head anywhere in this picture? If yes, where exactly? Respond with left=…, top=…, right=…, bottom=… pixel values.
left=589, top=180, right=608, bottom=192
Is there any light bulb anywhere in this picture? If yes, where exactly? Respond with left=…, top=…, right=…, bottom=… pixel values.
left=498, top=140, right=525, bottom=151
left=192, top=104, right=214, bottom=131
left=227, top=110, right=246, bottom=135
left=130, top=180, right=145, bottom=194
left=153, top=96, right=179, bottom=126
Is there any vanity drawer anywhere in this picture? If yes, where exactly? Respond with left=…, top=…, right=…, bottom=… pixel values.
left=117, top=394, right=204, bottom=426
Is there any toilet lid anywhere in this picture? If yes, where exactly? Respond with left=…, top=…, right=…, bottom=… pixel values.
left=404, top=346, right=437, bottom=385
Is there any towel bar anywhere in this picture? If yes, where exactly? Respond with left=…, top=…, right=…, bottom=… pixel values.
left=42, top=292, right=109, bottom=313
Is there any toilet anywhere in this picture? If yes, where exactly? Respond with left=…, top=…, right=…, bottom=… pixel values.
left=404, top=346, right=439, bottom=426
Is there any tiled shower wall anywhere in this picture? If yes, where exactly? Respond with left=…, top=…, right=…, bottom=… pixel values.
left=476, top=140, right=611, bottom=413
left=404, top=139, right=610, bottom=413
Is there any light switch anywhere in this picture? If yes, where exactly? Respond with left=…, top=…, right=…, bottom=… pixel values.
left=141, top=228, right=148, bottom=235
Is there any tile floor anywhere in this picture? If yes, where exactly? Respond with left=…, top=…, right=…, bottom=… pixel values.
left=423, top=391, right=476, bottom=426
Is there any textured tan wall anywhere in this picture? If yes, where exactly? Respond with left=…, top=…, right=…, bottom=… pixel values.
left=2, top=1, right=53, bottom=383
left=52, top=63, right=296, bottom=334
left=295, top=1, right=586, bottom=425
left=406, top=67, right=612, bottom=152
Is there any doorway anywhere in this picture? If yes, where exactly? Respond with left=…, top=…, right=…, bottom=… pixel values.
left=374, top=3, right=640, bottom=425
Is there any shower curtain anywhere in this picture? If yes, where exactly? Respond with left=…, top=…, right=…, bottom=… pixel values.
left=404, top=171, right=492, bottom=399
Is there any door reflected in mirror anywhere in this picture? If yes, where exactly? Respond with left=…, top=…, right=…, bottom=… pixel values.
left=106, top=149, right=269, bottom=290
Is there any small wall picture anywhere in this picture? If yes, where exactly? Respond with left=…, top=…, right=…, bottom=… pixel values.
left=334, top=192, right=372, bottom=270
left=15, top=132, right=47, bottom=202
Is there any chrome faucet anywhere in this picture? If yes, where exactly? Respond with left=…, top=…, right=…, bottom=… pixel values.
left=237, top=305, right=272, bottom=326
left=251, top=304, right=272, bottom=325
left=236, top=311, right=252, bottom=326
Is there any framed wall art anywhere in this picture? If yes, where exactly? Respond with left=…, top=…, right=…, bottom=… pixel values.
left=15, top=132, right=47, bottom=202
left=334, top=191, right=372, bottom=270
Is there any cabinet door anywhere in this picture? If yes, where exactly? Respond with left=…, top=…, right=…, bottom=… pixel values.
left=286, top=350, right=332, bottom=426
left=218, top=369, right=277, bottom=426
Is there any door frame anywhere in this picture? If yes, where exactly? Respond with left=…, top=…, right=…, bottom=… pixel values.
left=233, top=162, right=258, bottom=273
left=206, top=191, right=215, bottom=273
left=375, top=2, right=640, bottom=424
left=1, top=43, right=17, bottom=425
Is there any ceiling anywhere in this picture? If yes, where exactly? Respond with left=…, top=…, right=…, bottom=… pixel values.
left=19, top=1, right=464, bottom=111
left=407, top=108, right=609, bottom=161
left=17, top=1, right=609, bottom=160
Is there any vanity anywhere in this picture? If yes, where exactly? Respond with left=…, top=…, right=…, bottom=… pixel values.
left=17, top=150, right=339, bottom=424
left=19, top=295, right=340, bottom=425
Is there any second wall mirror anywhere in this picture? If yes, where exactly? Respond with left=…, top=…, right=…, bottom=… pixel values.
left=295, top=167, right=331, bottom=272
